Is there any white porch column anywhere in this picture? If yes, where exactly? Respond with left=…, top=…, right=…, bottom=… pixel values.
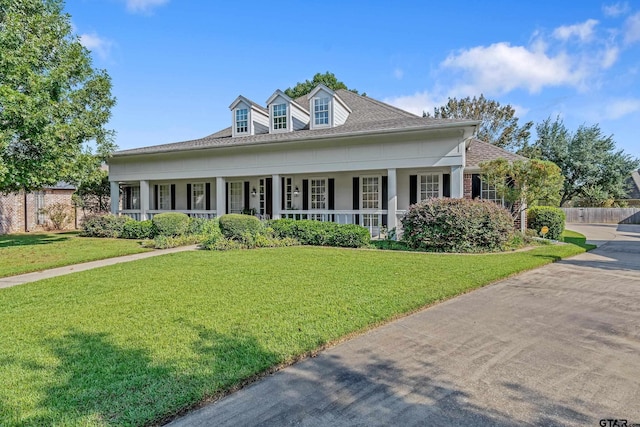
left=450, top=165, right=464, bottom=198
left=387, top=168, right=397, bottom=231
left=216, top=177, right=226, bottom=217
left=110, top=181, right=120, bottom=214
left=272, top=174, right=281, bottom=219
left=140, top=180, right=149, bottom=220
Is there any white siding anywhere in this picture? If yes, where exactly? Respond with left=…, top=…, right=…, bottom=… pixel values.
left=252, top=107, right=269, bottom=135
left=109, top=128, right=468, bottom=183
left=333, top=98, right=349, bottom=126
left=291, top=103, right=310, bottom=131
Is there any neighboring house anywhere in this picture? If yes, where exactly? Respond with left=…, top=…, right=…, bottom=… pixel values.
left=108, top=85, right=523, bottom=235
left=0, top=183, right=78, bottom=234
left=623, top=169, right=640, bottom=206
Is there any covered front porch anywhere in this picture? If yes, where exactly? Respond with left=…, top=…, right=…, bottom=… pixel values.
left=111, top=166, right=465, bottom=237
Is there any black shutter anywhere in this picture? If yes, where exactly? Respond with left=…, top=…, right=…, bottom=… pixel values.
left=302, top=179, right=309, bottom=210
left=170, top=184, right=176, bottom=210
left=409, top=175, right=417, bottom=205
left=244, top=181, right=250, bottom=211
left=381, top=176, right=388, bottom=227
left=186, top=184, right=192, bottom=210
left=381, top=176, right=388, bottom=209
left=125, top=187, right=132, bottom=210
left=328, top=179, right=335, bottom=210
left=225, top=182, right=229, bottom=214
left=205, top=183, right=211, bottom=210
left=352, top=177, right=360, bottom=225
left=281, top=177, right=285, bottom=210
left=154, top=185, right=159, bottom=209
left=472, top=174, right=481, bottom=199
left=443, top=174, right=451, bottom=198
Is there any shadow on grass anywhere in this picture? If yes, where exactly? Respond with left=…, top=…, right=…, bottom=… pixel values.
left=0, top=232, right=76, bottom=248
left=12, top=327, right=279, bottom=426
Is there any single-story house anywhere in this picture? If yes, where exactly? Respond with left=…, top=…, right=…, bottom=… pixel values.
left=108, top=84, right=524, bottom=235
left=0, top=182, right=78, bottom=234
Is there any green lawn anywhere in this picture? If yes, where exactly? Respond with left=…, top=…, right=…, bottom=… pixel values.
left=0, top=232, right=151, bottom=278
left=0, top=243, right=585, bottom=426
left=561, top=229, right=597, bottom=250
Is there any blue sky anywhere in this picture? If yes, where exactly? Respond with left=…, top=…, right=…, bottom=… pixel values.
left=67, top=0, right=640, bottom=160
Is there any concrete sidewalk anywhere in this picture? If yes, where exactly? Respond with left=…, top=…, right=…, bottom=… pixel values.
left=0, top=245, right=198, bottom=289
left=167, top=224, right=640, bottom=427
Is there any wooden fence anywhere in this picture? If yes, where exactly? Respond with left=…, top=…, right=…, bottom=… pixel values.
left=562, top=208, right=640, bottom=224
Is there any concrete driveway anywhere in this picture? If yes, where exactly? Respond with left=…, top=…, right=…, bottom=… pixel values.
left=168, top=224, right=640, bottom=427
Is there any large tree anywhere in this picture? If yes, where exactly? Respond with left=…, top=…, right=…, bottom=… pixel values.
left=524, top=117, right=639, bottom=206
left=425, top=95, right=533, bottom=151
left=0, top=0, right=116, bottom=194
left=284, top=72, right=360, bottom=99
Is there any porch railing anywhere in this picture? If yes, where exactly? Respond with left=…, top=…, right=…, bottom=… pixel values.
left=119, top=210, right=217, bottom=220
left=280, top=209, right=388, bottom=238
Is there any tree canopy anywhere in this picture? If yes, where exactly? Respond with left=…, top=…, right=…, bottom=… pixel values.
left=480, top=158, right=564, bottom=220
left=522, top=117, right=639, bottom=206
left=0, top=0, right=116, bottom=194
left=425, top=95, right=533, bottom=151
left=284, top=72, right=360, bottom=99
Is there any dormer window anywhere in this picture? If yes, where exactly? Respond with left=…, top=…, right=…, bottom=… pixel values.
left=235, top=108, right=248, bottom=134
left=273, top=104, right=287, bottom=130
left=314, top=98, right=329, bottom=126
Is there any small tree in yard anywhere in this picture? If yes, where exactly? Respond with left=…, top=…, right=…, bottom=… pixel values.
left=480, top=158, right=564, bottom=223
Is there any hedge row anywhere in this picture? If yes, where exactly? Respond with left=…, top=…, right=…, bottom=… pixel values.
left=527, top=206, right=565, bottom=240
left=267, top=219, right=371, bottom=248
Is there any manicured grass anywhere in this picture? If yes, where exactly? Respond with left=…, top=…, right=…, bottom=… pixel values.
left=0, top=232, right=151, bottom=278
left=561, top=229, right=597, bottom=250
left=0, top=243, right=586, bottom=426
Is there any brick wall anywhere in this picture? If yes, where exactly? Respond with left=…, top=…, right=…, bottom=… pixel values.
left=463, top=174, right=473, bottom=199
left=0, top=189, right=80, bottom=234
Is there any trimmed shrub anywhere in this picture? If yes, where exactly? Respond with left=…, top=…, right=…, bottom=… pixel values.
left=144, top=234, right=202, bottom=249
left=81, top=214, right=130, bottom=238
left=152, top=212, right=190, bottom=237
left=268, top=219, right=370, bottom=248
left=401, top=198, right=514, bottom=252
left=527, top=206, right=565, bottom=240
left=121, top=220, right=154, bottom=239
left=218, top=214, right=263, bottom=240
left=187, top=217, right=220, bottom=236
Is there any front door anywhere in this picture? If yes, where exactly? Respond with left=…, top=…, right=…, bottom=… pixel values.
left=259, top=178, right=273, bottom=219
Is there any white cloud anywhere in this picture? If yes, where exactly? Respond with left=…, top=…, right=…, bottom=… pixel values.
left=79, top=33, right=112, bottom=60
left=623, top=12, right=640, bottom=44
left=124, top=0, right=169, bottom=13
left=393, top=68, right=404, bottom=80
left=603, top=2, right=630, bottom=17
left=604, top=98, right=640, bottom=119
left=384, top=91, right=446, bottom=116
left=441, top=42, right=586, bottom=95
left=600, top=45, right=620, bottom=68
left=553, top=19, right=599, bottom=42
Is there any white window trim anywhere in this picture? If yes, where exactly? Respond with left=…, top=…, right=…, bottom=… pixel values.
left=311, top=96, right=332, bottom=129
left=270, top=102, right=290, bottom=133
left=417, top=173, right=443, bottom=202
left=228, top=181, right=244, bottom=214
left=191, top=182, right=206, bottom=211
left=480, top=179, right=505, bottom=206
left=360, top=175, right=382, bottom=211
left=234, top=108, right=249, bottom=136
left=309, top=177, right=328, bottom=211
left=157, top=184, right=171, bottom=210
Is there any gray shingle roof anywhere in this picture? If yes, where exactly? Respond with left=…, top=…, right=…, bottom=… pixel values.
left=465, top=139, right=527, bottom=168
left=114, top=89, right=477, bottom=157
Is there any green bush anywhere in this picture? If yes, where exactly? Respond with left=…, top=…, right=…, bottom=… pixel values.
left=218, top=214, right=263, bottom=240
left=80, top=214, right=130, bottom=238
left=121, top=220, right=155, bottom=239
left=268, top=219, right=370, bottom=248
left=401, top=198, right=514, bottom=252
left=143, top=235, right=202, bottom=249
left=187, top=217, right=220, bottom=236
left=527, top=206, right=565, bottom=240
left=152, top=212, right=190, bottom=237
